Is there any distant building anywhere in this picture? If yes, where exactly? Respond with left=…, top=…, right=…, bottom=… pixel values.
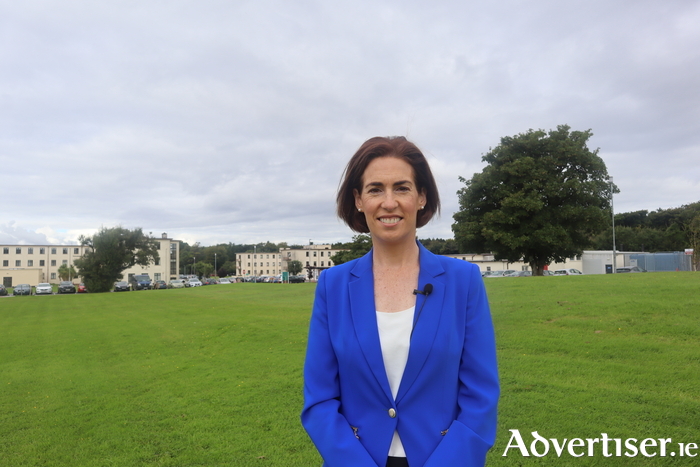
left=1, top=232, right=180, bottom=287
left=236, top=243, right=347, bottom=280
left=442, top=252, right=583, bottom=273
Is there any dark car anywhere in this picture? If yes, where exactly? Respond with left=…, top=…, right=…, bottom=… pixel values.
left=13, top=284, right=32, bottom=296
left=289, top=275, right=306, bottom=283
left=58, top=281, right=76, bottom=294
left=153, top=280, right=167, bottom=289
left=129, top=274, right=152, bottom=290
left=0, top=284, right=8, bottom=296
left=114, top=281, right=130, bottom=292
left=616, top=266, right=646, bottom=273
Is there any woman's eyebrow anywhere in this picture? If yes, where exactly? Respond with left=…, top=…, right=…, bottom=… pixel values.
left=364, top=180, right=413, bottom=189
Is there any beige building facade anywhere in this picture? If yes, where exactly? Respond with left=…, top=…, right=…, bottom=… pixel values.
left=236, top=243, right=347, bottom=280
left=1, top=233, right=180, bottom=287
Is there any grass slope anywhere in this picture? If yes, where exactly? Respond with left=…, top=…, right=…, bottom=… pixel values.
left=1, top=274, right=698, bottom=466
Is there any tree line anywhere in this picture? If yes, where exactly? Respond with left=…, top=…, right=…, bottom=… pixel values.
left=71, top=124, right=700, bottom=290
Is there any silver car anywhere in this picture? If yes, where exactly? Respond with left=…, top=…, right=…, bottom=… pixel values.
left=35, top=283, right=53, bottom=295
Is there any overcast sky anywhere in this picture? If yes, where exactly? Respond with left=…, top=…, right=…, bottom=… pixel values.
left=2, top=0, right=699, bottom=247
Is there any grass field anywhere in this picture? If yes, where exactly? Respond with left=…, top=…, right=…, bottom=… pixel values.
left=1, top=273, right=698, bottom=466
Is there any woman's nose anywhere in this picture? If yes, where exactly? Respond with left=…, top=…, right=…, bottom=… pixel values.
left=381, top=193, right=398, bottom=209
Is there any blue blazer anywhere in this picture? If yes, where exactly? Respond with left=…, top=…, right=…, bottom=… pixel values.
left=301, top=243, right=499, bottom=467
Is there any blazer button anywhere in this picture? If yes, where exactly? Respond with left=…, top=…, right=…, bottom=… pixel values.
left=388, top=408, right=396, bottom=418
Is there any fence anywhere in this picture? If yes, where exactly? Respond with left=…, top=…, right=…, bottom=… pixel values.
left=627, top=252, right=693, bottom=272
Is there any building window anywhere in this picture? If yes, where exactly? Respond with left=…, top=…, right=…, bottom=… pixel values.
left=248, top=254, right=250, bottom=259
left=63, top=248, right=68, bottom=254
left=51, top=260, right=56, bottom=266
left=16, top=260, right=21, bottom=267
left=321, top=251, right=324, bottom=257
left=2, top=248, right=8, bottom=254
left=314, top=251, right=317, bottom=257
left=40, top=248, right=45, bottom=254
left=62, top=260, right=67, bottom=265
left=155, top=258, right=160, bottom=266
left=28, top=260, right=34, bottom=267
left=155, top=273, right=161, bottom=281
left=40, top=260, right=45, bottom=266
left=74, top=248, right=79, bottom=254
left=51, top=248, right=56, bottom=254
left=2, top=260, right=7, bottom=267
left=306, top=252, right=309, bottom=257
left=170, top=262, right=177, bottom=275
left=314, top=261, right=317, bottom=266
left=266, top=262, right=269, bottom=267
left=321, top=261, right=324, bottom=267
left=16, top=248, right=21, bottom=254
left=28, top=248, right=34, bottom=254
left=51, top=273, right=56, bottom=280
left=247, top=262, right=250, bottom=267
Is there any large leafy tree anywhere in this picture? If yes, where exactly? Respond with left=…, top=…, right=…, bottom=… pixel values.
left=288, top=260, right=303, bottom=276
left=330, top=234, right=372, bottom=265
left=73, top=227, right=160, bottom=292
left=452, top=125, right=616, bottom=275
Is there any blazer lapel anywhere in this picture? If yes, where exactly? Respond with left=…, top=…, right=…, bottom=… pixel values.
left=348, top=251, right=394, bottom=403
left=396, top=243, right=446, bottom=403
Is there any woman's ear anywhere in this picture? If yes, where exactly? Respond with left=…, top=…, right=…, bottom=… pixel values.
left=353, top=189, right=362, bottom=212
left=419, top=189, right=427, bottom=210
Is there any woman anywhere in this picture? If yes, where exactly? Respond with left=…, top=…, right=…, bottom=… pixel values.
left=301, top=136, right=499, bottom=467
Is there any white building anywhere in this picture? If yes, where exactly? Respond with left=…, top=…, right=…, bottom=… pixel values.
left=236, top=243, right=348, bottom=280
left=1, top=232, right=180, bottom=287
left=443, top=252, right=584, bottom=273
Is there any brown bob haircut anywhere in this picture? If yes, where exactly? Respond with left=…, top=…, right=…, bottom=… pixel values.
left=337, top=136, right=440, bottom=233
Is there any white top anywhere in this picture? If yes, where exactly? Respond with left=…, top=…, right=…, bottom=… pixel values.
left=376, top=306, right=415, bottom=458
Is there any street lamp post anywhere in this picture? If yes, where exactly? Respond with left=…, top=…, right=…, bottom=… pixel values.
left=193, top=257, right=196, bottom=277
left=610, top=177, right=616, bottom=274
left=214, top=253, right=217, bottom=278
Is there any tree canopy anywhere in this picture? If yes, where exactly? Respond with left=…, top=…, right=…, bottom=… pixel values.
left=452, top=125, right=616, bottom=275
left=288, top=260, right=303, bottom=276
left=330, top=234, right=372, bottom=265
left=73, top=227, right=160, bottom=292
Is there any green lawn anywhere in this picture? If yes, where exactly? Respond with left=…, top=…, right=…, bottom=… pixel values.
left=0, top=274, right=698, bottom=466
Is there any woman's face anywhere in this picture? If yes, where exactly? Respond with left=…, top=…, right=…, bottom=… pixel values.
left=354, top=156, right=426, bottom=246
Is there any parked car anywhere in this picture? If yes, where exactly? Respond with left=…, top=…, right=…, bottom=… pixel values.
left=129, top=274, right=152, bottom=290
left=553, top=268, right=583, bottom=276
left=289, top=275, right=306, bottom=283
left=0, top=284, right=8, bottom=296
left=58, top=281, right=76, bottom=294
left=153, top=280, right=168, bottom=289
left=507, top=271, right=532, bottom=277
left=186, top=278, right=202, bottom=287
left=169, top=279, right=186, bottom=288
left=13, top=284, right=32, bottom=296
left=35, top=283, right=53, bottom=295
left=484, top=271, right=504, bottom=278
left=616, top=266, right=646, bottom=273
left=114, top=281, right=131, bottom=292
left=542, top=270, right=554, bottom=276
left=77, top=283, right=87, bottom=293
left=219, top=278, right=231, bottom=284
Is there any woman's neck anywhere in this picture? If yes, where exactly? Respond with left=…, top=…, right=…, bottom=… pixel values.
left=371, top=237, right=420, bottom=269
